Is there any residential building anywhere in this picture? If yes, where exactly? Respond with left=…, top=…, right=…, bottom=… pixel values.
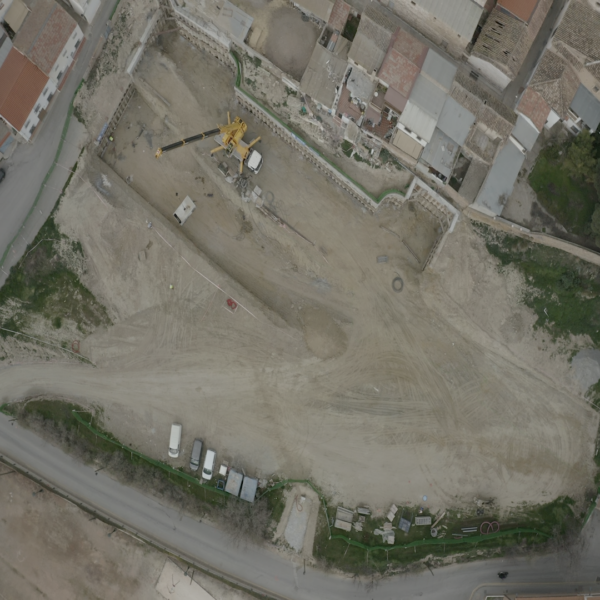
left=12, top=0, right=84, bottom=87
left=419, top=95, right=475, bottom=181
left=526, top=0, right=600, bottom=133
left=328, top=0, right=351, bottom=34
left=385, top=0, right=485, bottom=57
left=516, top=86, right=551, bottom=133
left=0, top=117, right=15, bottom=158
left=391, top=49, right=457, bottom=160
left=377, top=28, right=428, bottom=116
left=470, top=0, right=552, bottom=90
left=65, top=0, right=101, bottom=23
left=348, top=2, right=400, bottom=76
left=2, top=0, right=29, bottom=34
left=0, top=25, right=11, bottom=67
left=300, top=39, right=350, bottom=111
left=0, top=46, right=56, bottom=141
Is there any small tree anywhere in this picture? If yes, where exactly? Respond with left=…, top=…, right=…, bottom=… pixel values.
left=591, top=204, right=600, bottom=246
left=564, top=130, right=597, bottom=183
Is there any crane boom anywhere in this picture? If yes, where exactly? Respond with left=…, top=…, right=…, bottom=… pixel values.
left=154, top=113, right=263, bottom=174
left=155, top=128, right=221, bottom=158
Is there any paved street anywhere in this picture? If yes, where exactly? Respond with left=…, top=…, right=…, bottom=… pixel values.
left=1, top=411, right=600, bottom=600
left=0, top=0, right=117, bottom=287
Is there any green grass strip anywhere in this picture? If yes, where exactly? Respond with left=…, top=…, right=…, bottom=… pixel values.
left=329, top=527, right=550, bottom=552
left=230, top=51, right=405, bottom=205
left=109, top=0, right=123, bottom=21
left=71, top=410, right=229, bottom=497
left=0, top=79, right=85, bottom=271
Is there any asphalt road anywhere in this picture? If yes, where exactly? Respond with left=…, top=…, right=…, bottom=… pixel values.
left=1, top=413, right=600, bottom=600
left=0, top=0, right=116, bottom=286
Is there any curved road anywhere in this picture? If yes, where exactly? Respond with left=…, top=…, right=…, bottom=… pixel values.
left=1, top=412, right=599, bottom=600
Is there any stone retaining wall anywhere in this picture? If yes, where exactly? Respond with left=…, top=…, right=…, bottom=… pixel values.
left=97, top=84, right=137, bottom=156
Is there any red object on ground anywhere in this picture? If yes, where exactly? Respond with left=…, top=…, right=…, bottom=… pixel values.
left=227, top=298, right=238, bottom=311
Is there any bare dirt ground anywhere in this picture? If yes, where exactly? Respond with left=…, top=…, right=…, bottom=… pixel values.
left=0, top=470, right=253, bottom=600
left=0, top=34, right=597, bottom=519
left=238, top=0, right=320, bottom=81
left=0, top=469, right=164, bottom=600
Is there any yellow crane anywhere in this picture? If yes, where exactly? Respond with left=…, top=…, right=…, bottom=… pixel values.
left=154, top=113, right=263, bottom=174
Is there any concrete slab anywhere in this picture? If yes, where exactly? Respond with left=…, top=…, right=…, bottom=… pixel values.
left=284, top=495, right=312, bottom=551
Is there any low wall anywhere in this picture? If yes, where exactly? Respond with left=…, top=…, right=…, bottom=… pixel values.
left=97, top=83, right=137, bottom=156
left=405, top=178, right=460, bottom=270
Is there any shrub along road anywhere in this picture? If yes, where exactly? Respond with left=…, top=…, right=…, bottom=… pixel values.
left=1, top=412, right=600, bottom=599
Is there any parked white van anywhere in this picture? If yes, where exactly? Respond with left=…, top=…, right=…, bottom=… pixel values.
left=201, top=449, right=216, bottom=481
left=168, top=423, right=182, bottom=458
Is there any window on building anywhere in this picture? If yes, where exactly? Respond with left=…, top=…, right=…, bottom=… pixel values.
left=74, top=38, right=81, bottom=49
left=34, top=104, right=40, bottom=113
left=24, top=120, right=30, bottom=129
left=30, top=123, right=36, bottom=134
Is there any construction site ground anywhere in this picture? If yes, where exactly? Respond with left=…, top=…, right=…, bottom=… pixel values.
left=0, top=32, right=598, bottom=519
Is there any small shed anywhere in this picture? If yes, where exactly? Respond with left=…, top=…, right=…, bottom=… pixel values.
left=173, top=195, right=196, bottom=225
left=334, top=506, right=354, bottom=531
left=225, top=469, right=243, bottom=497
left=240, top=476, right=258, bottom=503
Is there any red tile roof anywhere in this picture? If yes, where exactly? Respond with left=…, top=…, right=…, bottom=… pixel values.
left=498, top=0, right=540, bottom=23
left=378, top=28, right=426, bottom=110
left=14, top=0, right=76, bottom=75
left=517, top=87, right=551, bottom=131
left=0, top=48, right=48, bottom=130
left=390, top=28, right=428, bottom=69
left=379, top=48, right=420, bottom=97
left=328, top=0, right=351, bottom=33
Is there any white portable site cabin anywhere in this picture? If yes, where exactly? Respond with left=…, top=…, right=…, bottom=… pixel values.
left=173, top=196, right=196, bottom=225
